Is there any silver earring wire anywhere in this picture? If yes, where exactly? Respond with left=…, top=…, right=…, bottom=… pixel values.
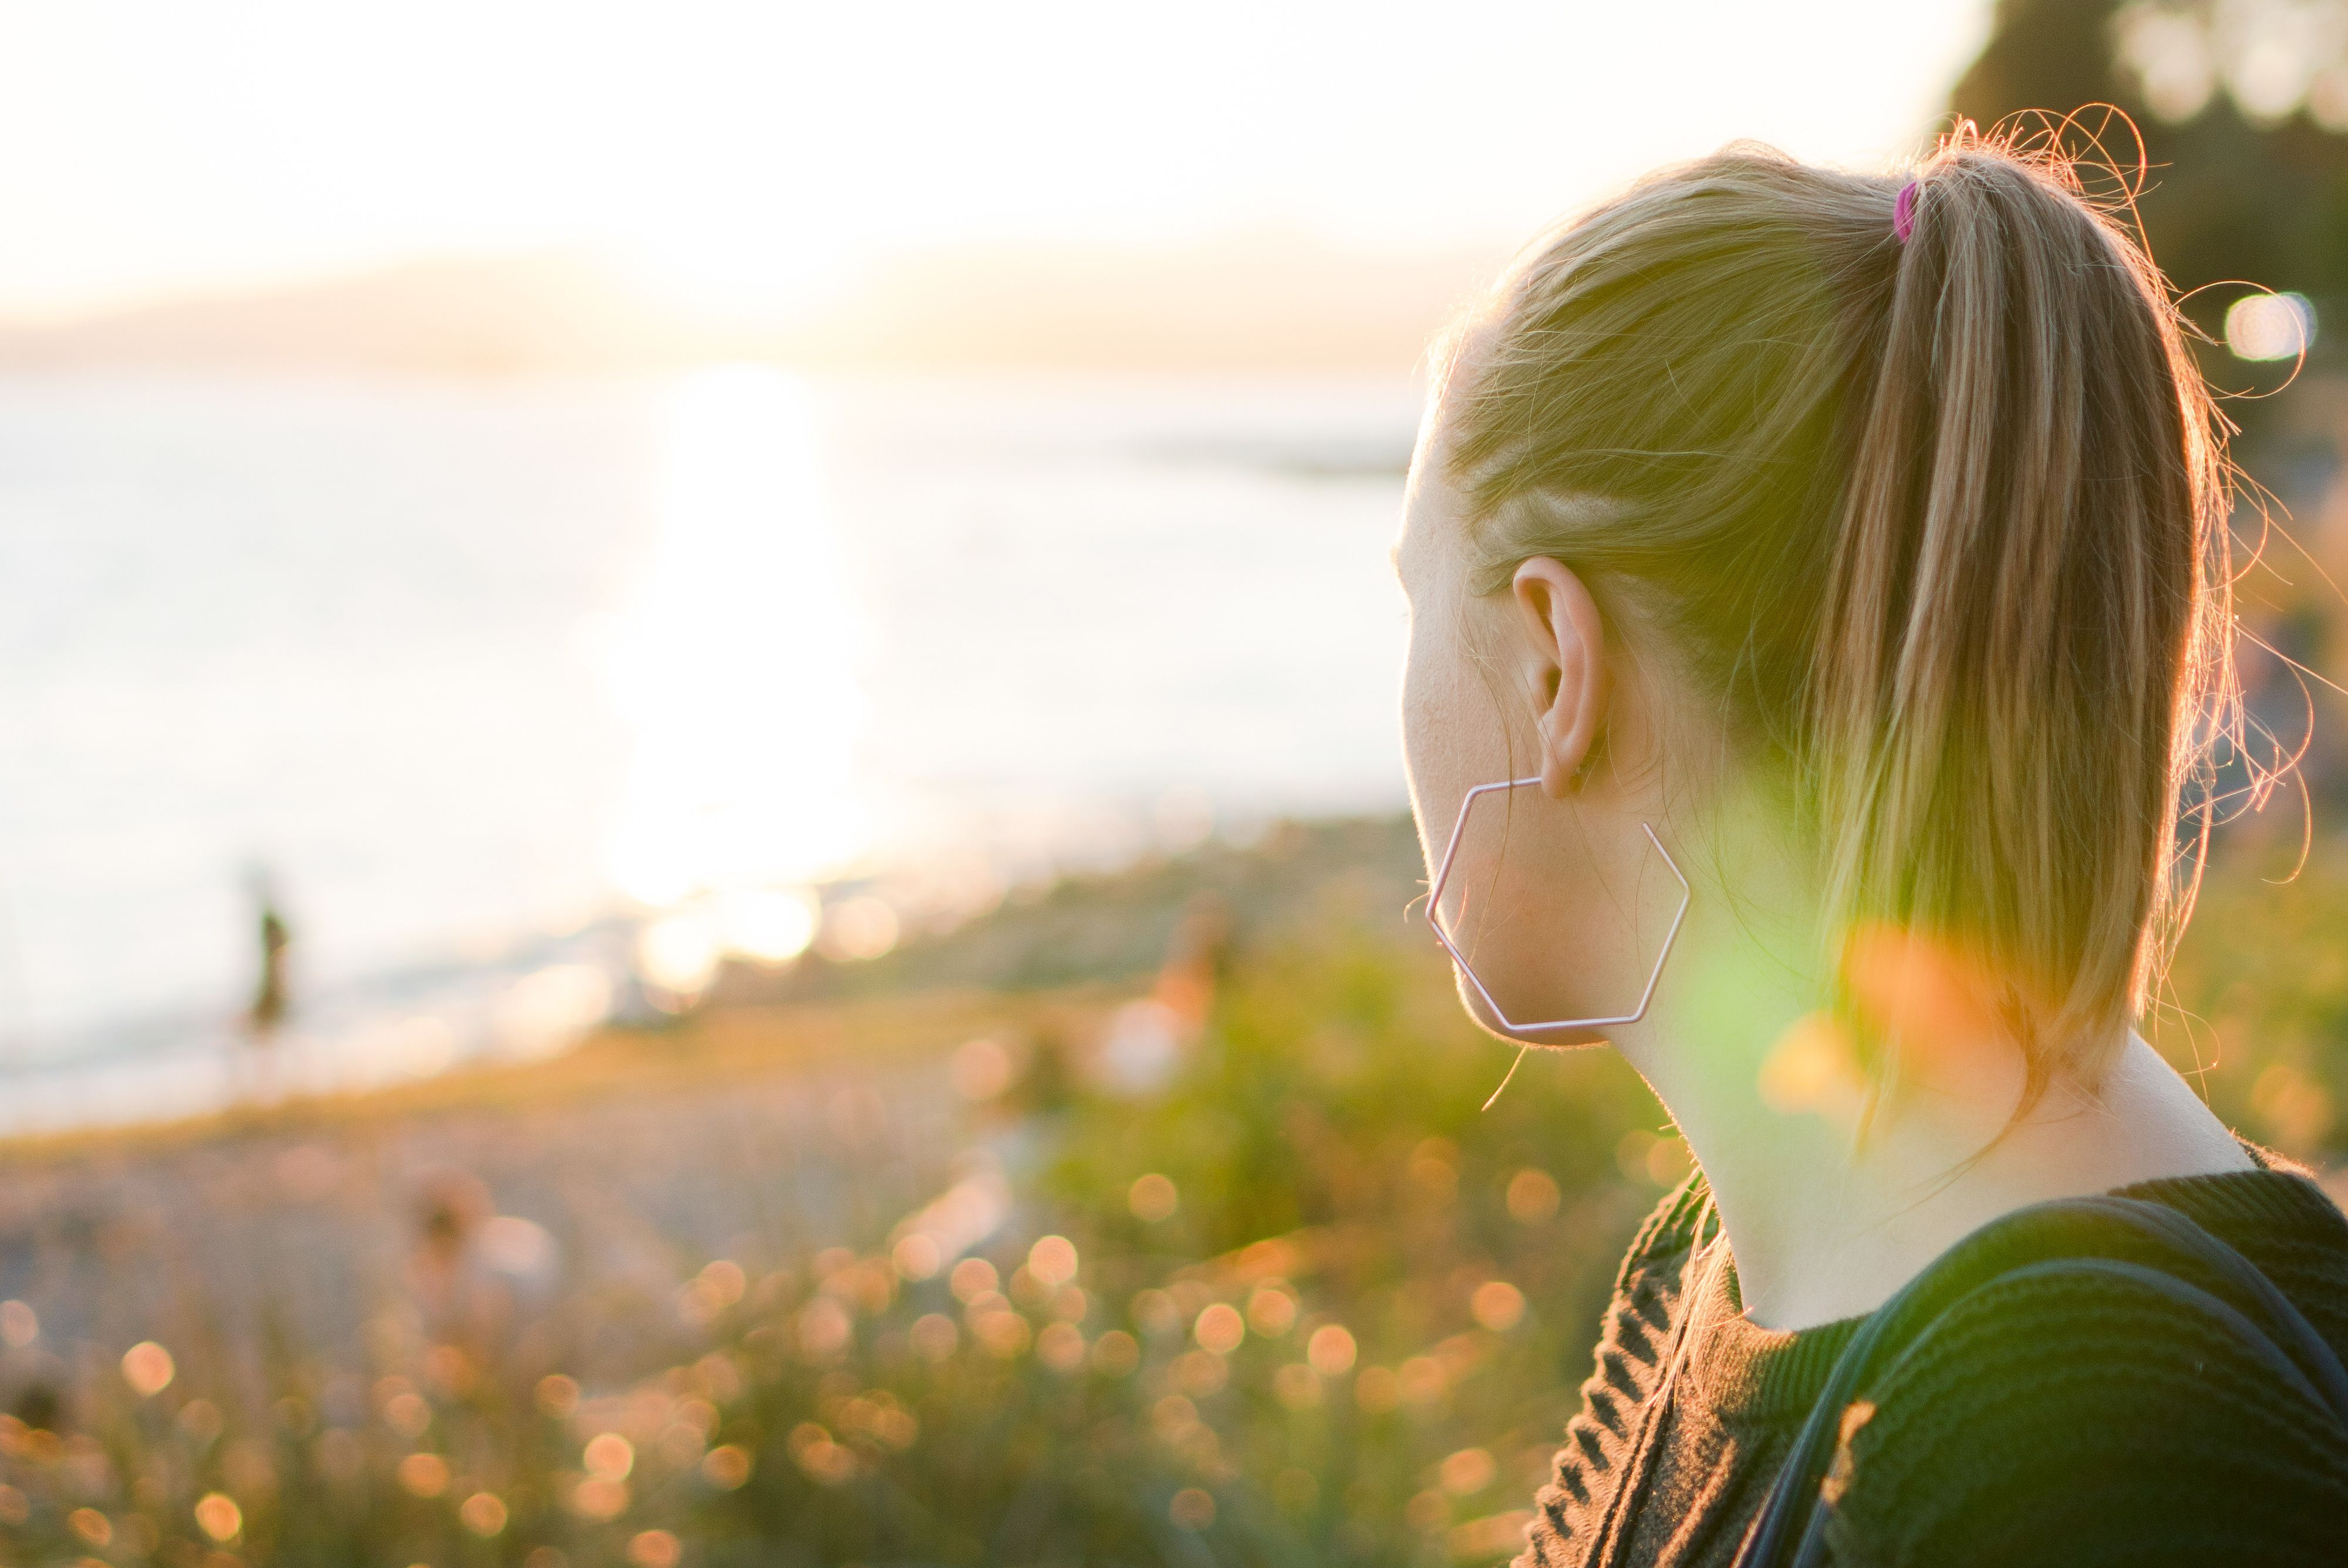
left=1423, top=775, right=1692, bottom=1109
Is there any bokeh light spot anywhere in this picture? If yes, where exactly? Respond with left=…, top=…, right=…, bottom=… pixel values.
left=459, top=1492, right=510, bottom=1537
left=1470, top=1280, right=1526, bottom=1332
left=1193, top=1302, right=1244, bottom=1355
left=1306, top=1323, right=1357, bottom=1376
left=1027, top=1235, right=1078, bottom=1287
left=1127, top=1172, right=1179, bottom=1222
left=120, top=1341, right=175, bottom=1397
left=193, top=1493, right=241, bottom=1543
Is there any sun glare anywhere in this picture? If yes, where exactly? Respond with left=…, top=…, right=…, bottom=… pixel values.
left=0, top=2, right=1989, bottom=322
left=620, top=217, right=855, bottom=327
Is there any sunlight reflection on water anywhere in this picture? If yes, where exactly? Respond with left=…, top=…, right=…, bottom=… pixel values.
left=602, top=366, right=872, bottom=908
left=0, top=366, right=1418, bottom=1119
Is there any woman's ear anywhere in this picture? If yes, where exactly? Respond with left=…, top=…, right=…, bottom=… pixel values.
left=1510, top=557, right=1610, bottom=798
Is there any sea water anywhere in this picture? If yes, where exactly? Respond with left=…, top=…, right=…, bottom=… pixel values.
left=0, top=366, right=1418, bottom=1127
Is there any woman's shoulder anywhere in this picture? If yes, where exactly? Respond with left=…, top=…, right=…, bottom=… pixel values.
left=1820, top=1165, right=2348, bottom=1565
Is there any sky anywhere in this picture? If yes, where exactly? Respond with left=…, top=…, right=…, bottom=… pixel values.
left=0, top=0, right=1993, bottom=324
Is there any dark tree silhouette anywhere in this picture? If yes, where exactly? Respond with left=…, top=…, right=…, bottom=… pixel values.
left=1951, top=0, right=2348, bottom=336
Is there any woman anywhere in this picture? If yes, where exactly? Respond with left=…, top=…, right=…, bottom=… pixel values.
left=1396, top=125, right=2348, bottom=1564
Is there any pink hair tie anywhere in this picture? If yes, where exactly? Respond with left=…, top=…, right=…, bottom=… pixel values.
left=1893, top=180, right=1919, bottom=244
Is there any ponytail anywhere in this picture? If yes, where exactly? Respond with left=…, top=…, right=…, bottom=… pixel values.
left=1444, top=124, right=2235, bottom=1103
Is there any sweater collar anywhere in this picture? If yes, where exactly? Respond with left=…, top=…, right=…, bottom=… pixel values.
left=1673, top=1139, right=2344, bottom=1425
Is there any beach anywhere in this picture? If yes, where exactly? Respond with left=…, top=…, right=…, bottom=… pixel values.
left=0, top=815, right=1688, bottom=1566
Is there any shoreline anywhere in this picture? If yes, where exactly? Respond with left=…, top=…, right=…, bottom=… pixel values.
left=0, top=812, right=1431, bottom=1156
left=0, top=983, right=1116, bottom=1170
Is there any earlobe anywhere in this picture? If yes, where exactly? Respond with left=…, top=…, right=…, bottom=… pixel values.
left=1510, top=558, right=1610, bottom=799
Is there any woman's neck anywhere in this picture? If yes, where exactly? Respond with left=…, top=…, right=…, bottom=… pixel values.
left=1606, top=819, right=2251, bottom=1331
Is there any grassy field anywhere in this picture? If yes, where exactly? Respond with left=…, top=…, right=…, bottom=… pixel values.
left=0, top=813, right=2337, bottom=1567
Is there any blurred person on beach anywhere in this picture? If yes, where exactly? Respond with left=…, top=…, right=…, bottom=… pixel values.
left=1396, top=121, right=2348, bottom=1564
left=406, top=1171, right=518, bottom=1383
left=246, top=865, right=291, bottom=1038
left=236, top=865, right=294, bottom=1104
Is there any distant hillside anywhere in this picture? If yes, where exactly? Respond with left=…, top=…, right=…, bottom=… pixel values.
left=0, top=255, right=691, bottom=377
left=0, top=234, right=1505, bottom=378
left=772, top=232, right=1505, bottom=375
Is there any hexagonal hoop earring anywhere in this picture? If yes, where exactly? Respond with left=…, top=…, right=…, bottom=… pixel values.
left=1426, top=775, right=1692, bottom=1035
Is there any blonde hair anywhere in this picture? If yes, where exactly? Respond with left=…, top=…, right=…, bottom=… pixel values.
left=1441, top=124, right=2237, bottom=1110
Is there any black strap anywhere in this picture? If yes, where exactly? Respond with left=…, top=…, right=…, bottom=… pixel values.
left=1733, top=1195, right=2348, bottom=1568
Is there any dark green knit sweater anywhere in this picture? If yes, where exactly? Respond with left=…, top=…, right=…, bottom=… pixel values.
left=1515, top=1142, right=2348, bottom=1566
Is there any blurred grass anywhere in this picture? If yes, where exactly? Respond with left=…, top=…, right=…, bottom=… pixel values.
left=0, top=812, right=2335, bottom=1567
